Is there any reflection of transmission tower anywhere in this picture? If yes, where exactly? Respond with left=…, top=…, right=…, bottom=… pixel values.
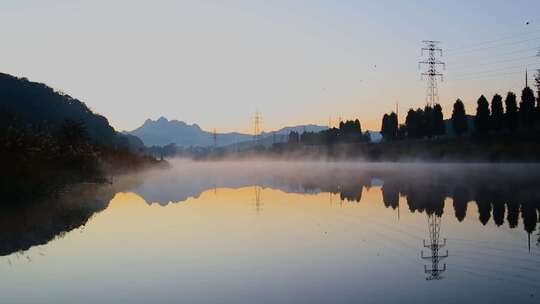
left=253, top=111, right=262, bottom=146
left=419, top=40, right=445, bottom=107
left=253, top=186, right=262, bottom=215
left=421, top=214, right=448, bottom=280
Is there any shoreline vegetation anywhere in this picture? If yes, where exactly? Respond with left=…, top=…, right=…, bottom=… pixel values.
left=0, top=73, right=165, bottom=202
left=196, top=138, right=540, bottom=163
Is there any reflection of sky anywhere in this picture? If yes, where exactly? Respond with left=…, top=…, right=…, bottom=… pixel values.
left=1, top=182, right=537, bottom=304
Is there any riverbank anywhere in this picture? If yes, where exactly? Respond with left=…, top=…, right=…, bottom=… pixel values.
left=1, top=146, right=167, bottom=203
left=197, top=137, right=540, bottom=162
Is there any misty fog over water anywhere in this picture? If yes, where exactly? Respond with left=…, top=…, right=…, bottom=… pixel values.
left=1, top=160, right=539, bottom=304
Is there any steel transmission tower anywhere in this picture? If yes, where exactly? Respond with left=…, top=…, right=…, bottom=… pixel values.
left=421, top=214, right=448, bottom=280
left=419, top=41, right=445, bottom=107
left=253, top=111, right=262, bottom=146
left=254, top=185, right=262, bottom=215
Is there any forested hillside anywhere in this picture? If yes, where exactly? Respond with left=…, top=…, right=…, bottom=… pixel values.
left=0, top=73, right=158, bottom=200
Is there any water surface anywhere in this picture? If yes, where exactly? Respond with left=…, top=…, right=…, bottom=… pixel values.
left=1, top=161, right=539, bottom=303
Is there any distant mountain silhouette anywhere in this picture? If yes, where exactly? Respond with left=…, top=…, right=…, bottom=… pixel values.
left=127, top=117, right=328, bottom=147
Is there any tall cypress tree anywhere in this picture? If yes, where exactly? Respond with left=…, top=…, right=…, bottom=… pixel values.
left=406, top=108, right=421, bottom=138
left=505, top=91, right=518, bottom=132
left=490, top=94, right=504, bottom=132
left=433, top=104, right=445, bottom=136
left=534, top=69, right=540, bottom=114
left=475, top=95, right=490, bottom=135
left=520, top=86, right=536, bottom=129
left=451, top=99, right=468, bottom=136
left=381, top=114, right=389, bottom=138
left=388, top=112, right=398, bottom=138
left=382, top=112, right=398, bottom=140
left=423, top=105, right=434, bottom=138
left=354, top=119, right=362, bottom=134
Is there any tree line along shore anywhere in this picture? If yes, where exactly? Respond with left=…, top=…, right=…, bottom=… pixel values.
left=197, top=82, right=540, bottom=161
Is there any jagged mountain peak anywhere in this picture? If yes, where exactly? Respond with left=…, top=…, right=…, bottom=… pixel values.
left=127, top=118, right=328, bottom=148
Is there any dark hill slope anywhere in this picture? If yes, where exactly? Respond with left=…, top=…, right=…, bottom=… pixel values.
left=0, top=73, right=119, bottom=146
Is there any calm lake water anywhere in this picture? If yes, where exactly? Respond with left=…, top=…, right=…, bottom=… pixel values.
left=1, top=161, right=539, bottom=304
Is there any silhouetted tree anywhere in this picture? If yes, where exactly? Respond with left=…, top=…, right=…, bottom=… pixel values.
left=405, top=108, right=425, bottom=138
left=475, top=95, right=490, bottom=135
left=422, top=106, right=434, bottom=138
left=381, top=114, right=389, bottom=137
left=321, top=128, right=339, bottom=146
left=397, top=124, right=406, bottom=138
left=490, top=94, right=504, bottom=133
left=381, top=112, right=398, bottom=140
left=288, top=131, right=299, bottom=144
left=535, top=69, right=540, bottom=119
left=59, top=119, right=89, bottom=146
left=451, top=99, right=468, bottom=136
left=338, top=119, right=364, bottom=142
left=432, top=104, right=445, bottom=136
left=405, top=109, right=416, bottom=138
left=476, top=189, right=492, bottom=225
left=452, top=187, right=469, bottom=222
left=519, top=86, right=536, bottom=129
left=522, top=202, right=537, bottom=236
left=505, top=92, right=519, bottom=132
left=300, top=131, right=322, bottom=145
left=382, top=183, right=399, bottom=209
left=506, top=201, right=520, bottom=228
left=492, top=201, right=505, bottom=227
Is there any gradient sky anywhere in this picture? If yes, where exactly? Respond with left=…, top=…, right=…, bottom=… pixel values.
left=1, top=0, right=539, bottom=132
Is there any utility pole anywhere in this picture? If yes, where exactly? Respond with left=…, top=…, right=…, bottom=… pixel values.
left=395, top=101, right=399, bottom=137
left=525, top=68, right=528, bottom=87
left=213, top=128, right=217, bottom=148
left=253, top=111, right=261, bottom=147
left=421, top=213, right=448, bottom=280
left=395, top=101, right=399, bottom=123
left=419, top=41, right=445, bottom=107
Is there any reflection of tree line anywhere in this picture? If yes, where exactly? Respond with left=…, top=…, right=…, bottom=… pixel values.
left=4, top=164, right=539, bottom=258
left=270, top=168, right=540, bottom=236
left=0, top=174, right=144, bottom=257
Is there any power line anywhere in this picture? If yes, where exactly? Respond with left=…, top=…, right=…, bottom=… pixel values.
left=449, top=55, right=539, bottom=71
left=446, top=36, right=540, bottom=57
left=449, top=62, right=540, bottom=78
left=446, top=27, right=540, bottom=53
left=448, top=71, right=521, bottom=82
left=447, top=46, right=540, bottom=66
left=447, top=69, right=537, bottom=82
